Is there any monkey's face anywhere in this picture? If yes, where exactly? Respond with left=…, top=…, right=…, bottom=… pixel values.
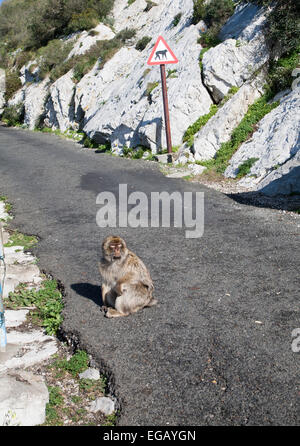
left=102, top=236, right=127, bottom=262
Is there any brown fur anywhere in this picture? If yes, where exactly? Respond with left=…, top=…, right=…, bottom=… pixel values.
left=99, top=236, right=157, bottom=318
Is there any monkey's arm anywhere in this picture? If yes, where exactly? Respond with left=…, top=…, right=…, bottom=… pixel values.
left=114, top=273, right=135, bottom=295
left=101, top=283, right=111, bottom=305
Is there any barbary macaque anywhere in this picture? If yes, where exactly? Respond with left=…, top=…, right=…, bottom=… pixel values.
left=99, top=235, right=157, bottom=318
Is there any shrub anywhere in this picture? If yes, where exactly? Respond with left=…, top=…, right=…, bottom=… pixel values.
left=267, top=47, right=300, bottom=94
left=192, top=0, right=206, bottom=24
left=194, top=0, right=234, bottom=48
left=116, top=28, right=136, bottom=43
left=81, top=132, right=100, bottom=148
left=67, top=8, right=99, bottom=33
left=2, top=103, right=24, bottom=127
left=244, top=0, right=300, bottom=57
left=183, top=104, right=218, bottom=145
left=203, top=0, right=234, bottom=27
left=0, top=0, right=115, bottom=51
left=14, top=51, right=33, bottom=70
left=6, top=279, right=63, bottom=335
left=213, top=93, right=279, bottom=173
left=4, top=70, right=22, bottom=101
left=135, top=36, right=152, bottom=51
left=172, top=13, right=182, bottom=27
left=144, top=1, right=157, bottom=12
left=37, top=39, right=73, bottom=79
left=236, top=157, right=259, bottom=178
left=198, top=26, right=221, bottom=48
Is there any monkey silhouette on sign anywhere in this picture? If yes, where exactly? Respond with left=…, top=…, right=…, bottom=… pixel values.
left=155, top=49, right=168, bottom=60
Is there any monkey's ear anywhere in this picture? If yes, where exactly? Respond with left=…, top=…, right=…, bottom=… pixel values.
left=142, top=281, right=154, bottom=291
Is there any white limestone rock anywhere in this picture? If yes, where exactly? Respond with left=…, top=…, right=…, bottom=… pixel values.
left=174, top=146, right=195, bottom=165
left=0, top=370, right=49, bottom=426
left=20, top=60, right=40, bottom=86
left=23, top=79, right=50, bottom=130
left=88, top=397, right=115, bottom=415
left=202, top=3, right=269, bottom=102
left=192, top=79, right=263, bottom=161
left=0, top=330, right=58, bottom=373
left=7, top=87, right=25, bottom=108
left=257, top=150, right=300, bottom=196
left=44, top=70, right=75, bottom=132
left=4, top=309, right=30, bottom=328
left=219, top=2, right=269, bottom=41
left=79, top=368, right=100, bottom=380
left=224, top=89, right=300, bottom=189
left=4, top=245, right=36, bottom=265
left=67, top=23, right=115, bottom=59
left=187, top=163, right=207, bottom=176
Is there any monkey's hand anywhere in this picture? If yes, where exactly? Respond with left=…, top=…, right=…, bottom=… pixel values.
left=115, top=273, right=134, bottom=296
left=114, top=282, right=126, bottom=296
left=100, top=305, right=108, bottom=314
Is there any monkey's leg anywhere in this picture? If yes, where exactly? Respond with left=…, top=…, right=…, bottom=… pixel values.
left=145, top=298, right=158, bottom=307
left=101, top=283, right=111, bottom=305
left=105, top=308, right=129, bottom=318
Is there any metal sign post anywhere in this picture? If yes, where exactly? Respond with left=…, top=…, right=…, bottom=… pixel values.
left=147, top=36, right=178, bottom=163
left=160, top=63, right=172, bottom=160
left=0, top=223, right=7, bottom=352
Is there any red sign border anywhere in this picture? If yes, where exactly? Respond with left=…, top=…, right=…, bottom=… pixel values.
left=147, top=35, right=179, bottom=66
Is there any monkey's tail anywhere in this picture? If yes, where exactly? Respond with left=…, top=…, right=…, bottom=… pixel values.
left=146, top=298, right=158, bottom=308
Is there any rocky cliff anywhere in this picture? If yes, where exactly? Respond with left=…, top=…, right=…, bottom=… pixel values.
left=0, top=0, right=299, bottom=196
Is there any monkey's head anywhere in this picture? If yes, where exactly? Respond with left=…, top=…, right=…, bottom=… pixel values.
left=102, top=235, right=128, bottom=262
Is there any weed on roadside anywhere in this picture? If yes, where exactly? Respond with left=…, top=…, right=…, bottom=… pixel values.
left=5, top=280, right=63, bottom=336
left=4, top=229, right=38, bottom=251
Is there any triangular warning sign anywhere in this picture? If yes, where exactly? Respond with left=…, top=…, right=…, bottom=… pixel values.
left=147, top=36, right=179, bottom=66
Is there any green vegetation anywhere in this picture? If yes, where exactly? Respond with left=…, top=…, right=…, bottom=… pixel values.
left=144, top=1, right=157, bottom=12
left=183, top=86, right=239, bottom=146
left=0, top=0, right=115, bottom=52
left=196, top=92, right=279, bottom=174
left=53, top=350, right=90, bottom=377
left=36, top=39, right=73, bottom=80
left=4, top=229, right=38, bottom=251
left=146, top=81, right=159, bottom=101
left=44, top=351, right=110, bottom=426
left=0, top=0, right=120, bottom=85
left=172, top=13, right=182, bottom=27
left=244, top=0, right=300, bottom=57
left=44, top=350, right=111, bottom=426
left=122, top=145, right=152, bottom=160
left=167, top=69, right=178, bottom=79
left=267, top=47, right=300, bottom=95
left=135, top=36, right=152, bottom=51
left=193, top=0, right=234, bottom=47
left=4, top=70, right=22, bottom=101
left=236, top=157, right=259, bottom=178
left=183, top=104, right=218, bottom=146
left=0, top=195, right=13, bottom=216
left=45, top=386, right=65, bottom=425
left=2, top=103, right=24, bottom=127
left=5, top=280, right=63, bottom=335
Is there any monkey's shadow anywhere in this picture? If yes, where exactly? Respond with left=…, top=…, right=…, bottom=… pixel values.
left=71, top=283, right=104, bottom=307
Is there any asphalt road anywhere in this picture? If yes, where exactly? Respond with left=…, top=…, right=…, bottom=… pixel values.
left=0, top=124, right=299, bottom=426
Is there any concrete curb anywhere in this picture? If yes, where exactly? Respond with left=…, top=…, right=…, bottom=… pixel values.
left=0, top=201, right=58, bottom=425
